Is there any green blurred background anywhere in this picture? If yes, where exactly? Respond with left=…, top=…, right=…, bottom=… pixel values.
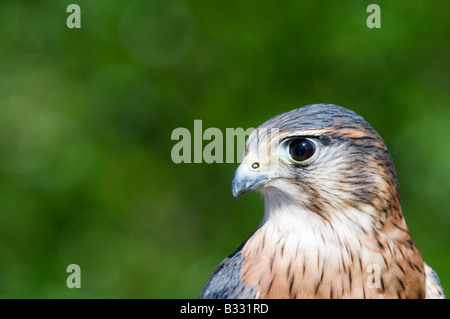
left=0, top=0, right=448, bottom=298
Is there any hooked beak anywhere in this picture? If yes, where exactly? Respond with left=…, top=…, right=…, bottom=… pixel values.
left=232, top=163, right=270, bottom=200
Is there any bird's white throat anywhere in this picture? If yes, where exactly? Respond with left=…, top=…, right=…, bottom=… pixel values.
left=259, top=185, right=378, bottom=259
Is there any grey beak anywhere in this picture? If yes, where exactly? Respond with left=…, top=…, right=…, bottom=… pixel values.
left=232, top=163, right=270, bottom=200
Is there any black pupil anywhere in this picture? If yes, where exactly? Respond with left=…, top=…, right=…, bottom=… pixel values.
left=289, top=139, right=316, bottom=162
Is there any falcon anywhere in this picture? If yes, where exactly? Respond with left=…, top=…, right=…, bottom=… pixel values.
left=200, top=103, right=445, bottom=299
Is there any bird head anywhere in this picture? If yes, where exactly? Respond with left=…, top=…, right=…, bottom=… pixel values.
left=232, top=104, right=400, bottom=224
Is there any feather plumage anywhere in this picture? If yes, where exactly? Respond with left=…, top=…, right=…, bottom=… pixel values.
left=200, top=104, right=445, bottom=299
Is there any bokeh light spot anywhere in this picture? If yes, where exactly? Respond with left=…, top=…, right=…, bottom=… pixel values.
left=17, top=113, right=94, bottom=190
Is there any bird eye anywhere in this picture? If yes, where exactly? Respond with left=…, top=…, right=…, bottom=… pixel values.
left=288, top=138, right=316, bottom=163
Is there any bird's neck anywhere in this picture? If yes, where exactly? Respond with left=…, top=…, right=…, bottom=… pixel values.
left=238, top=190, right=426, bottom=298
left=261, top=187, right=378, bottom=237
